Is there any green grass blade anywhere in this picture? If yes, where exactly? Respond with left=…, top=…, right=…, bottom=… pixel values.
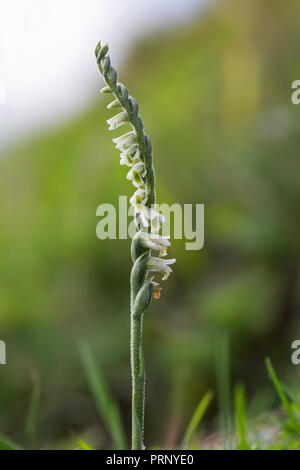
left=25, top=366, right=40, bottom=449
left=265, top=358, right=300, bottom=435
left=182, top=390, right=213, bottom=449
left=283, top=384, right=300, bottom=409
left=234, top=383, right=250, bottom=450
left=77, top=438, right=94, bottom=450
left=0, top=435, right=22, bottom=450
left=215, top=334, right=233, bottom=449
left=78, top=340, right=126, bottom=450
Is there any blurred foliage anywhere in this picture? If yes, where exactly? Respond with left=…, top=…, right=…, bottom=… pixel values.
left=0, top=0, right=300, bottom=448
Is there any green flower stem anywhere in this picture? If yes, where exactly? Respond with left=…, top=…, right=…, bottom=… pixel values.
left=130, top=254, right=152, bottom=450
left=130, top=313, right=145, bottom=450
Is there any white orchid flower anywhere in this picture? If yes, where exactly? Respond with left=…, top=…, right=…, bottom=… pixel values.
left=130, top=188, right=148, bottom=207
left=140, top=233, right=170, bottom=256
left=120, top=153, right=133, bottom=167
left=137, top=206, right=165, bottom=233
left=126, top=161, right=147, bottom=188
left=121, top=146, right=140, bottom=157
left=147, top=257, right=176, bottom=281
left=107, top=112, right=129, bottom=130
left=113, top=131, right=138, bottom=150
left=96, top=41, right=177, bottom=450
left=119, top=147, right=141, bottom=167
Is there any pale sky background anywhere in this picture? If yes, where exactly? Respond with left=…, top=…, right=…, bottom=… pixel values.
left=0, top=0, right=210, bottom=146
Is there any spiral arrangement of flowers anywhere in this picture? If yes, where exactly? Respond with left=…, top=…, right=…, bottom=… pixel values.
left=95, top=41, right=175, bottom=449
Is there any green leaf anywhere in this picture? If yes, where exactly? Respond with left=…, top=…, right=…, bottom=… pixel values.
left=215, top=334, right=233, bottom=449
left=182, top=390, right=213, bottom=449
left=0, top=435, right=22, bottom=450
left=265, top=358, right=300, bottom=436
left=78, top=340, right=126, bottom=450
left=77, top=439, right=94, bottom=450
left=234, top=383, right=251, bottom=450
left=25, top=366, right=41, bottom=449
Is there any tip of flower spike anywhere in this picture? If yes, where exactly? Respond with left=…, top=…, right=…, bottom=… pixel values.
left=95, top=41, right=101, bottom=57
left=95, top=43, right=109, bottom=65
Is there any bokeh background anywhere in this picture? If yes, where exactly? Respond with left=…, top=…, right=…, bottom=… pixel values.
left=0, top=0, right=300, bottom=449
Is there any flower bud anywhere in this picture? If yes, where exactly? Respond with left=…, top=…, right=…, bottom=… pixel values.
left=100, top=86, right=112, bottom=94
left=96, top=43, right=109, bottom=62
left=132, top=280, right=154, bottom=317
left=130, top=252, right=149, bottom=296
left=107, top=99, right=121, bottom=109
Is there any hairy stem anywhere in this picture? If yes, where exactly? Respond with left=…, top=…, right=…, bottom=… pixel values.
left=130, top=312, right=145, bottom=449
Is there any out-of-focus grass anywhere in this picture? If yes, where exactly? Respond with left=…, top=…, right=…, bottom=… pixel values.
left=78, top=340, right=126, bottom=450
left=234, top=384, right=250, bottom=450
left=182, top=390, right=213, bottom=449
left=1, top=350, right=299, bottom=450
left=25, top=366, right=40, bottom=449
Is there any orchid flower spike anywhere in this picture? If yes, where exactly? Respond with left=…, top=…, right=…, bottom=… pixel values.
left=95, top=41, right=176, bottom=451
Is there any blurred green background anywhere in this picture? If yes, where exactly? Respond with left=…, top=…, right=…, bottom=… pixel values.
left=0, top=0, right=300, bottom=449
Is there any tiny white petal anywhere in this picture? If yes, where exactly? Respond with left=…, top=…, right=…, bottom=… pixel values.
left=107, top=112, right=129, bottom=130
